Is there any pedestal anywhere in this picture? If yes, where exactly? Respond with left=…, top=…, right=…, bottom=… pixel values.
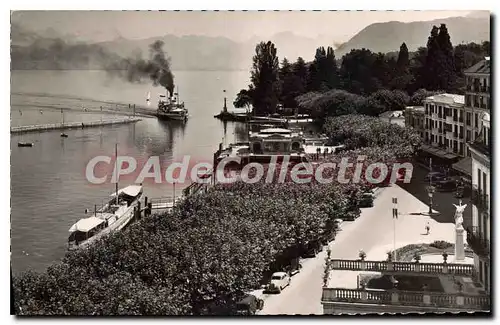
left=455, top=226, right=465, bottom=261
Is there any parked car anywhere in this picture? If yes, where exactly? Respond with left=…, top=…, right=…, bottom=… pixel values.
left=424, top=172, right=447, bottom=182
left=302, top=240, right=323, bottom=258
left=266, top=272, right=291, bottom=293
left=359, top=191, right=375, bottom=207
left=289, top=257, right=302, bottom=275
left=435, top=179, right=457, bottom=192
left=234, top=294, right=264, bottom=315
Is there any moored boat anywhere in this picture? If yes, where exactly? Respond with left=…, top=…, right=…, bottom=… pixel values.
left=67, top=184, right=143, bottom=250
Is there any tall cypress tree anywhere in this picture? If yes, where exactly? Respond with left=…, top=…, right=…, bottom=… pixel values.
left=325, top=46, right=339, bottom=89
left=436, top=24, right=457, bottom=90
left=397, top=42, right=409, bottom=71
left=250, top=41, right=280, bottom=115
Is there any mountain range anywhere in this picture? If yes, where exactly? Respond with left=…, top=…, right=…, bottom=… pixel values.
left=335, top=15, right=490, bottom=57
left=11, top=14, right=490, bottom=71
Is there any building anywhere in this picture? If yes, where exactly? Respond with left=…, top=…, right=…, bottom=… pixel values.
left=405, top=106, right=425, bottom=138
left=422, top=93, right=464, bottom=163
left=463, top=58, right=491, bottom=157
left=451, top=58, right=491, bottom=183
left=248, top=128, right=304, bottom=155
left=467, top=112, right=491, bottom=293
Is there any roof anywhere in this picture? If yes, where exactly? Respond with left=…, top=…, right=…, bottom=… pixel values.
left=420, top=144, right=459, bottom=160
left=272, top=272, right=287, bottom=277
left=69, top=216, right=105, bottom=233
left=259, top=128, right=292, bottom=134
left=452, top=157, right=472, bottom=177
left=464, top=59, right=490, bottom=75
left=425, top=94, right=464, bottom=105
left=111, top=185, right=142, bottom=197
left=379, top=110, right=404, bottom=119
left=405, top=106, right=425, bottom=112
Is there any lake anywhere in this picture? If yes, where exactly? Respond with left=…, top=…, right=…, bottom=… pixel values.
left=11, top=70, right=251, bottom=274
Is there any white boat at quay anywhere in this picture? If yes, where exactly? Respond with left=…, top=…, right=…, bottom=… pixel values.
left=67, top=184, right=143, bottom=251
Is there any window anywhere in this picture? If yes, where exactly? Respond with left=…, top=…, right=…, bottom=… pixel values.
left=460, top=126, right=464, bottom=137
left=466, top=112, right=471, bottom=126
left=478, top=169, right=482, bottom=193
left=467, top=130, right=471, bottom=141
left=475, top=113, right=479, bottom=128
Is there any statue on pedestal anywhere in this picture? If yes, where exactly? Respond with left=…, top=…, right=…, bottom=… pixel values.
left=453, top=200, right=467, bottom=230
left=453, top=200, right=467, bottom=261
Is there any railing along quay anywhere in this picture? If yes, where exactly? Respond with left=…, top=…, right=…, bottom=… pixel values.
left=329, top=259, right=475, bottom=276
left=11, top=117, right=141, bottom=134
left=322, top=288, right=490, bottom=311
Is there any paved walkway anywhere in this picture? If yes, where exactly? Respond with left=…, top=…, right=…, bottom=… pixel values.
left=258, top=184, right=460, bottom=315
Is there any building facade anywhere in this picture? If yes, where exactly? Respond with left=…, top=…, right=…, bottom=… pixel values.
left=423, top=93, right=465, bottom=158
left=405, top=106, right=425, bottom=138
left=464, top=58, right=491, bottom=157
left=467, top=112, right=491, bottom=293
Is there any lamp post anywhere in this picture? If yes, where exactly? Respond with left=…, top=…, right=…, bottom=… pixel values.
left=427, top=185, right=435, bottom=215
left=427, top=157, right=434, bottom=215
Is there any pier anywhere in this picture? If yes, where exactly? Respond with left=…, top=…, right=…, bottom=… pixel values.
left=11, top=117, right=142, bottom=134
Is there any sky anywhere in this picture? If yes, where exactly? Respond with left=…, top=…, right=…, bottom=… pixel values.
left=11, top=10, right=476, bottom=43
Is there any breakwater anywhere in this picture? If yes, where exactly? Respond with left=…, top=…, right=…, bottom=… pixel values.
left=11, top=117, right=142, bottom=134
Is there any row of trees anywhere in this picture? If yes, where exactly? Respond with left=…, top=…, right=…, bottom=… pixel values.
left=235, top=24, right=490, bottom=116
left=13, top=116, right=421, bottom=315
left=295, top=88, right=440, bottom=121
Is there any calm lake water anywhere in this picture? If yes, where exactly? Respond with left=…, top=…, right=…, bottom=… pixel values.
left=11, top=70, right=251, bottom=274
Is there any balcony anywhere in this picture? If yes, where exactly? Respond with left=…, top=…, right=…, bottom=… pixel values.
left=466, top=226, right=490, bottom=259
left=471, top=186, right=489, bottom=212
left=445, top=116, right=453, bottom=124
left=322, top=288, right=490, bottom=312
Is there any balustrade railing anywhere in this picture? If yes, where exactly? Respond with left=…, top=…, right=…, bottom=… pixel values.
left=328, top=259, right=474, bottom=276
left=322, top=288, right=490, bottom=311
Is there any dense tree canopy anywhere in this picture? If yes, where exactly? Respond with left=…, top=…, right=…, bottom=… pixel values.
left=234, top=25, right=488, bottom=117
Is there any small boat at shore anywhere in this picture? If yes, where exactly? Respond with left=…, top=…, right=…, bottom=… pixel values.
left=17, top=142, right=33, bottom=147
left=67, top=184, right=143, bottom=250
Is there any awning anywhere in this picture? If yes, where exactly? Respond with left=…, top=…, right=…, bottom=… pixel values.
left=452, top=157, right=472, bottom=177
left=420, top=145, right=458, bottom=160
left=69, top=217, right=105, bottom=233
left=111, top=185, right=143, bottom=197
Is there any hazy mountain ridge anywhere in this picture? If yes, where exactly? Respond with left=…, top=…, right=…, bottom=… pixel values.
left=11, top=14, right=490, bottom=71
left=336, top=16, right=490, bottom=56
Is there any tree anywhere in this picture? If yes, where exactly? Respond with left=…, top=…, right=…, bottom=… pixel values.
left=233, top=88, right=253, bottom=112
left=410, top=88, right=441, bottom=106
left=421, top=24, right=457, bottom=92
left=339, top=49, right=379, bottom=95
left=325, top=47, right=339, bottom=89
left=360, top=89, right=410, bottom=116
left=396, top=43, right=410, bottom=70
left=250, top=41, right=280, bottom=116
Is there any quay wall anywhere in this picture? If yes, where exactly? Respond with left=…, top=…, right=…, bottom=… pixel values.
left=11, top=118, right=142, bottom=134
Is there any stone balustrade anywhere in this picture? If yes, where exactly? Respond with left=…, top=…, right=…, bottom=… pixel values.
left=329, top=259, right=475, bottom=276
left=322, top=288, right=490, bottom=311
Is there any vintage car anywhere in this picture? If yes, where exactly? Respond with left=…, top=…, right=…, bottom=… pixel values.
left=266, top=272, right=291, bottom=293
left=234, top=294, right=264, bottom=315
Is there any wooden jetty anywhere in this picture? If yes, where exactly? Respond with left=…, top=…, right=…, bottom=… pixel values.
left=11, top=117, right=141, bottom=134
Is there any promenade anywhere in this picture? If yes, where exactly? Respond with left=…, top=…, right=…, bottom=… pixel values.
left=259, top=184, right=459, bottom=315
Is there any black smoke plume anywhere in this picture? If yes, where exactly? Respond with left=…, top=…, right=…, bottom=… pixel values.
left=109, top=40, right=175, bottom=96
